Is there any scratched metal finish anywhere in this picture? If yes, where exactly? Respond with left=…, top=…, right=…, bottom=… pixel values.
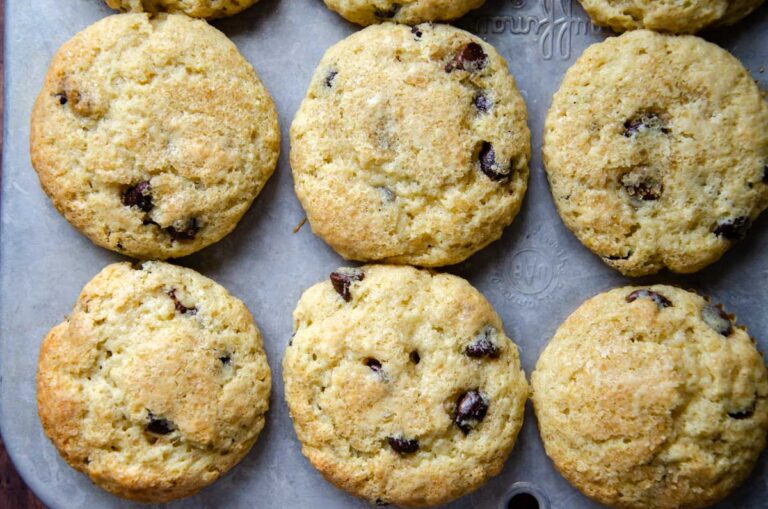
left=1, top=0, right=767, bottom=507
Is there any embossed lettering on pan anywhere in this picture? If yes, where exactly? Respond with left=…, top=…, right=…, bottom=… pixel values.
left=469, top=0, right=605, bottom=60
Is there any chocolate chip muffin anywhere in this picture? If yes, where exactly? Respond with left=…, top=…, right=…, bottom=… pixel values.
left=105, top=0, right=259, bottom=18
left=578, top=0, right=765, bottom=33
left=291, top=23, right=530, bottom=267
left=532, top=285, right=768, bottom=509
left=283, top=265, right=528, bottom=506
left=36, top=261, right=272, bottom=502
left=30, top=14, right=280, bottom=260
left=543, top=30, right=768, bottom=276
left=322, top=0, right=485, bottom=26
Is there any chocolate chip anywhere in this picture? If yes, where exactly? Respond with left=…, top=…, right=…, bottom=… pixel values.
left=146, top=412, right=174, bottom=435
left=56, top=84, right=105, bottom=119
left=623, top=118, right=644, bottom=137
left=466, top=326, right=500, bottom=358
left=329, top=268, right=365, bottom=302
left=478, top=142, right=510, bottom=181
left=365, top=358, right=382, bottom=373
left=374, top=3, right=400, bottom=18
left=474, top=92, right=491, bottom=113
left=621, top=167, right=662, bottom=201
left=375, top=499, right=389, bottom=506
left=409, top=351, right=420, bottom=364
left=121, top=181, right=153, bottom=212
left=324, top=69, right=338, bottom=88
left=714, top=216, right=751, bottom=241
left=728, top=402, right=755, bottom=420
left=702, top=304, right=733, bottom=336
left=623, top=111, right=670, bottom=137
left=626, top=289, right=672, bottom=308
left=167, top=289, right=197, bottom=315
left=411, top=26, right=423, bottom=39
left=219, top=354, right=232, bottom=365
left=387, top=435, right=419, bottom=454
left=445, top=42, right=487, bottom=73
left=166, top=218, right=200, bottom=240
left=454, top=390, right=489, bottom=434
left=479, top=142, right=496, bottom=175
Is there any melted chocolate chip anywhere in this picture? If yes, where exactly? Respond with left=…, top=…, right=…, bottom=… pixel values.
left=167, top=289, right=197, bottom=315
left=409, top=351, right=420, bottom=364
left=374, top=3, right=400, bottom=18
left=411, top=26, right=423, bottom=39
left=702, top=304, right=733, bottom=336
left=623, top=112, right=670, bottom=137
left=324, top=69, right=338, bottom=88
left=146, top=412, right=174, bottom=435
left=474, top=92, right=491, bottom=113
left=329, top=269, right=365, bottom=302
left=728, top=402, right=755, bottom=420
left=478, top=142, right=510, bottom=181
left=714, top=216, right=751, bottom=241
left=55, top=92, right=68, bottom=105
left=166, top=218, right=200, bottom=240
left=445, top=42, right=487, bottom=73
left=479, top=142, right=496, bottom=174
left=387, top=435, right=419, bottom=454
left=466, top=326, right=500, bottom=358
left=121, top=181, right=153, bottom=212
left=365, top=358, right=382, bottom=373
left=454, top=390, right=489, bottom=434
left=621, top=167, right=662, bottom=201
left=626, top=289, right=672, bottom=308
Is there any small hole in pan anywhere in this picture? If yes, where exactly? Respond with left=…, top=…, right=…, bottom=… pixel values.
left=500, top=482, right=550, bottom=509
left=507, top=492, right=539, bottom=509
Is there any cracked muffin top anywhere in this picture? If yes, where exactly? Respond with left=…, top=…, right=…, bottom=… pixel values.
left=36, top=261, right=271, bottom=502
left=30, top=13, right=280, bottom=259
left=290, top=22, right=530, bottom=267
left=283, top=264, right=528, bottom=506
left=543, top=30, right=768, bottom=276
left=532, top=285, right=768, bottom=509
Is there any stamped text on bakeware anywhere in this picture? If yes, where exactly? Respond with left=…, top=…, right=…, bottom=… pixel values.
left=469, top=0, right=604, bottom=60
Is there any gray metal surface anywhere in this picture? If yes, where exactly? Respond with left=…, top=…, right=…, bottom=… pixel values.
left=1, top=0, right=767, bottom=507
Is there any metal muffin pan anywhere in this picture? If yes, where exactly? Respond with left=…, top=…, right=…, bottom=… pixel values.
left=1, top=0, right=767, bottom=507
